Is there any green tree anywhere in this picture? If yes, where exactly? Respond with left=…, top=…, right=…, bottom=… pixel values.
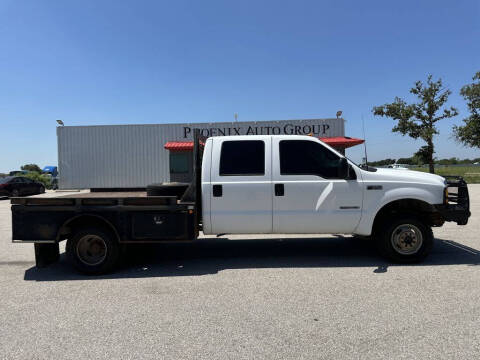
left=397, top=157, right=415, bottom=165
left=367, top=158, right=396, bottom=167
left=413, top=146, right=432, bottom=165
left=453, top=71, right=480, bottom=148
left=21, top=164, right=42, bottom=173
left=437, top=158, right=458, bottom=165
left=373, top=75, right=458, bottom=173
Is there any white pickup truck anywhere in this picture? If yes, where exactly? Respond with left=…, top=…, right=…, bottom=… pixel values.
left=12, top=131, right=470, bottom=274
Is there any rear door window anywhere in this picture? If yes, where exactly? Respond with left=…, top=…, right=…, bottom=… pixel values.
left=220, top=140, right=265, bottom=176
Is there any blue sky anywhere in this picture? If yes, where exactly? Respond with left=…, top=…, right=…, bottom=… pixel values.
left=0, top=0, right=479, bottom=172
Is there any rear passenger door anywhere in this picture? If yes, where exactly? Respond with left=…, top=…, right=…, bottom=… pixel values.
left=210, top=137, right=273, bottom=234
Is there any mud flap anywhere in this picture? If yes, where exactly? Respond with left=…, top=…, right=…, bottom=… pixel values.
left=34, top=243, right=60, bottom=268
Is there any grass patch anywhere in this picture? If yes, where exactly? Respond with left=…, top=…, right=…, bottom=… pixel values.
left=411, top=166, right=480, bottom=184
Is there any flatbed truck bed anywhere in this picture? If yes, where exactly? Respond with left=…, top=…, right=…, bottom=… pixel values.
left=11, top=132, right=204, bottom=274
left=11, top=192, right=198, bottom=270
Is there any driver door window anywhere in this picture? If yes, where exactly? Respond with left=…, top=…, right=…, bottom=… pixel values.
left=280, top=140, right=342, bottom=178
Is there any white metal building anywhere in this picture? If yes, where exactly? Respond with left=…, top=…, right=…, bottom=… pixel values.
left=57, top=118, right=359, bottom=189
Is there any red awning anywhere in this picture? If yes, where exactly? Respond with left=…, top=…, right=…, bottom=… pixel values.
left=164, top=137, right=364, bottom=151
left=319, top=136, right=364, bottom=149
left=164, top=141, right=196, bottom=151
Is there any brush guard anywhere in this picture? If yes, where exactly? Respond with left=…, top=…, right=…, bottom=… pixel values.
left=435, top=176, right=471, bottom=225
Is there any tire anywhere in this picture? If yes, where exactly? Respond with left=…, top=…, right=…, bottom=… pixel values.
left=146, top=182, right=189, bottom=198
left=66, top=227, right=120, bottom=275
left=10, top=189, right=20, bottom=197
left=375, top=216, right=433, bottom=263
left=39, top=186, right=45, bottom=194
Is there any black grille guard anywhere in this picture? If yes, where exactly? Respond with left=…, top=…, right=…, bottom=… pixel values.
left=436, top=176, right=471, bottom=225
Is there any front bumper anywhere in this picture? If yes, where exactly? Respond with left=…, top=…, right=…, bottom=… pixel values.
left=435, top=176, right=471, bottom=225
left=435, top=204, right=470, bottom=225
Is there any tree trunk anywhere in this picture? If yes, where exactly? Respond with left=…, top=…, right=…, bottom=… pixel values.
left=427, top=139, right=435, bottom=173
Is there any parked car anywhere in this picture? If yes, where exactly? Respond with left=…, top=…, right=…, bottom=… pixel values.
left=0, top=176, right=46, bottom=197
left=386, top=164, right=410, bottom=170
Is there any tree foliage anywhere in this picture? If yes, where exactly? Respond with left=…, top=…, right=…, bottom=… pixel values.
left=21, top=164, right=42, bottom=173
left=453, top=71, right=480, bottom=148
left=368, top=156, right=480, bottom=166
left=413, top=146, right=432, bottom=165
left=367, top=158, right=396, bottom=167
left=22, top=172, right=52, bottom=189
left=372, top=75, right=458, bottom=173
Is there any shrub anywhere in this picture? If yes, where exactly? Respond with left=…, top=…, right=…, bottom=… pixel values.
left=21, top=164, right=42, bottom=173
left=23, top=172, right=53, bottom=189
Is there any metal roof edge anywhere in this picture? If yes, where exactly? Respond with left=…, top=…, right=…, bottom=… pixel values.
left=56, top=118, right=344, bottom=129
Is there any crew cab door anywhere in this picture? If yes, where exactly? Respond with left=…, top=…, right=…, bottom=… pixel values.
left=210, top=137, right=272, bottom=234
left=272, top=137, right=363, bottom=234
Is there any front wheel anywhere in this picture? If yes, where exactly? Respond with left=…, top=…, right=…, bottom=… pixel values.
left=376, top=217, right=433, bottom=263
left=66, top=227, right=120, bottom=275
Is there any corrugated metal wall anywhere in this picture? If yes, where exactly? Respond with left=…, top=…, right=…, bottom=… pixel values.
left=57, top=118, right=344, bottom=189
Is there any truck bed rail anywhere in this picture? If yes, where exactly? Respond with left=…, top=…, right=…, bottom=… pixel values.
left=11, top=195, right=178, bottom=207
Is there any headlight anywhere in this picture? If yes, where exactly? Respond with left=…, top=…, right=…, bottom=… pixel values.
left=444, top=187, right=449, bottom=204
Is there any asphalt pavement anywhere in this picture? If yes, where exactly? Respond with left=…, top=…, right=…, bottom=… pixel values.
left=0, top=187, right=479, bottom=359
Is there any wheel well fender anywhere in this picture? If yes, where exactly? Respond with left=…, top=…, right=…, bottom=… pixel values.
left=56, top=214, right=120, bottom=242
left=371, top=198, right=436, bottom=234
left=354, top=184, right=441, bottom=236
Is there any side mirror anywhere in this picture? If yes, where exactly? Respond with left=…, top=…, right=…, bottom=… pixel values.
left=338, top=158, right=349, bottom=179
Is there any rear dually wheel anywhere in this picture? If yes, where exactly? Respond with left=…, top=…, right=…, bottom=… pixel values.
left=66, top=227, right=120, bottom=275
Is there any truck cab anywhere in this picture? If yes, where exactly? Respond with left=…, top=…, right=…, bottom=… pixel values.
left=201, top=135, right=470, bottom=261
left=202, top=135, right=363, bottom=235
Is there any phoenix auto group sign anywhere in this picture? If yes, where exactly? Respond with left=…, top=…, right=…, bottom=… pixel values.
left=182, top=123, right=332, bottom=139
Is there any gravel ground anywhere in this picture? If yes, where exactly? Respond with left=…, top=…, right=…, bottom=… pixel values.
left=0, top=187, right=479, bottom=359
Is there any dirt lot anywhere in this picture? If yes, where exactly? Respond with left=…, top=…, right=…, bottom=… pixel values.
left=0, top=187, right=479, bottom=359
